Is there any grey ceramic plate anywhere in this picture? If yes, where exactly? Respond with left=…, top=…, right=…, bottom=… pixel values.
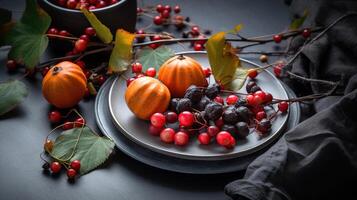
left=107, top=52, right=290, bottom=161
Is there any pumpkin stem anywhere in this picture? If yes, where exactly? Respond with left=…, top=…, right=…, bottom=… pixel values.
left=178, top=54, right=185, bottom=60
left=52, top=66, right=62, bottom=75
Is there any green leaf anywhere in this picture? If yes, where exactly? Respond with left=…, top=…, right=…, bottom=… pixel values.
left=82, top=9, right=113, bottom=44
left=229, top=68, right=248, bottom=91
left=4, top=0, right=51, bottom=69
left=108, top=29, right=135, bottom=73
left=137, top=46, right=175, bottom=72
left=51, top=127, right=115, bottom=175
left=289, top=10, right=309, bottom=30
left=206, top=32, right=243, bottom=90
left=0, top=80, right=28, bottom=116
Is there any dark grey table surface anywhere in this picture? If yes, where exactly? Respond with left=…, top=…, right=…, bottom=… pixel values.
left=0, top=0, right=290, bottom=199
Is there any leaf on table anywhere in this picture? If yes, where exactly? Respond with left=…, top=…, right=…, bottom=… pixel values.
left=4, top=0, right=51, bottom=69
left=289, top=9, right=309, bottom=30
left=137, top=46, right=175, bottom=72
left=51, top=127, right=115, bottom=175
left=82, top=9, right=113, bottom=44
left=206, top=31, right=246, bottom=90
left=0, top=80, right=28, bottom=116
left=108, top=29, right=135, bottom=73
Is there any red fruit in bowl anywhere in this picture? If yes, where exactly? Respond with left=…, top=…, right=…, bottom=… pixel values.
left=160, top=128, right=175, bottom=143
left=149, top=125, right=163, bottom=136
left=224, top=136, right=236, bottom=149
left=165, top=112, right=178, bottom=123
left=198, top=132, right=211, bottom=145
left=226, top=95, right=239, bottom=105
left=207, top=125, right=220, bottom=137
left=150, top=113, right=166, bottom=128
left=216, top=131, right=232, bottom=146
left=174, top=131, right=189, bottom=146
left=178, top=111, right=194, bottom=127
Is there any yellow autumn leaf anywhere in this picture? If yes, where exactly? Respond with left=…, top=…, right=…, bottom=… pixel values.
left=81, top=8, right=113, bottom=44
left=108, top=29, right=135, bottom=73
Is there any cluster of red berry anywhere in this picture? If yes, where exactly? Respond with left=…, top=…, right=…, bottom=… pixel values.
left=126, top=62, right=156, bottom=86
left=43, top=159, right=81, bottom=180
left=55, top=0, right=118, bottom=10
left=48, top=110, right=86, bottom=130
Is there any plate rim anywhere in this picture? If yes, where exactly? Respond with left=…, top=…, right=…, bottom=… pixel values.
left=108, top=51, right=290, bottom=160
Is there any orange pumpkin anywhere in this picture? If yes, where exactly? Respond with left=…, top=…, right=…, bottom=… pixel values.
left=125, top=77, right=171, bottom=120
left=158, top=55, right=207, bottom=97
left=42, top=61, right=87, bottom=108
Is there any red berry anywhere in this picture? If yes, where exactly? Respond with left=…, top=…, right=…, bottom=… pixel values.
left=145, top=67, right=156, bottom=77
left=149, top=125, right=163, bottom=136
left=174, top=131, right=189, bottom=146
left=160, top=128, right=175, bottom=143
left=251, top=105, right=264, bottom=114
left=174, top=5, right=180, bottom=13
left=278, top=101, right=289, bottom=113
left=161, top=10, right=170, bottom=18
left=198, top=132, right=211, bottom=145
left=153, top=15, right=163, bottom=25
left=75, top=39, right=88, bottom=52
left=195, top=35, right=207, bottom=45
left=63, top=121, right=74, bottom=130
left=136, top=7, right=143, bottom=13
left=84, top=87, right=90, bottom=98
left=42, top=67, right=50, bottom=77
left=216, top=131, right=232, bottom=146
left=254, top=91, right=266, bottom=102
left=178, top=111, right=194, bottom=127
left=47, top=27, right=59, bottom=35
left=131, top=62, right=142, bottom=73
left=203, top=67, right=211, bottom=77
left=74, top=118, right=86, bottom=127
left=193, top=43, right=203, bottom=51
left=109, top=0, right=118, bottom=5
left=225, top=135, right=236, bottom=149
left=67, top=168, right=77, bottom=179
left=156, top=4, right=164, bottom=13
left=273, top=65, right=283, bottom=77
left=126, top=77, right=136, bottom=86
left=96, top=75, right=106, bottom=85
left=151, top=35, right=162, bottom=41
left=79, top=34, right=90, bottom=41
left=247, top=69, right=258, bottom=79
left=136, top=29, right=146, bottom=42
left=75, top=60, right=86, bottom=69
left=165, top=112, right=178, bottom=123
left=135, top=74, right=145, bottom=79
left=246, top=94, right=255, bottom=106
left=265, top=92, right=273, bottom=103
left=150, top=113, right=166, bottom=128
left=164, top=5, right=171, bottom=12
left=191, top=26, right=200, bottom=36
left=59, top=30, right=70, bottom=37
left=96, top=1, right=107, bottom=8
left=226, top=95, right=239, bottom=105
left=70, top=160, right=81, bottom=171
left=302, top=28, right=311, bottom=38
left=49, top=111, right=62, bottom=123
left=207, top=125, right=219, bottom=137
left=214, top=96, right=224, bottom=104
left=253, top=94, right=264, bottom=105
left=273, top=34, right=282, bottom=43
left=50, top=162, right=62, bottom=173
left=67, top=0, right=77, bottom=9
left=84, top=27, right=96, bottom=36
left=256, top=111, right=267, bottom=121
left=6, top=60, right=17, bottom=71
left=215, top=117, right=224, bottom=129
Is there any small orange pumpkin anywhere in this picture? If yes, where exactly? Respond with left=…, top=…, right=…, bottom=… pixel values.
left=42, top=61, right=87, bottom=108
left=158, top=55, right=207, bottom=97
left=125, top=77, right=171, bottom=120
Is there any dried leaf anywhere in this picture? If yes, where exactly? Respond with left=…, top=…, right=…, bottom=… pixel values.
left=108, top=29, right=135, bottom=73
left=82, top=8, right=113, bottom=44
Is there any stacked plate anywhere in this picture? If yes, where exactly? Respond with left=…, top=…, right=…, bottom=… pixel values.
left=94, top=52, right=300, bottom=174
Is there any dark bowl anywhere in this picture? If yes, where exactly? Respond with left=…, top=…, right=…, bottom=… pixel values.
left=37, top=0, right=137, bottom=35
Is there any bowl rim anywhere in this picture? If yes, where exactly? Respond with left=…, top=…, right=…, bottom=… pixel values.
left=40, top=0, right=128, bottom=13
